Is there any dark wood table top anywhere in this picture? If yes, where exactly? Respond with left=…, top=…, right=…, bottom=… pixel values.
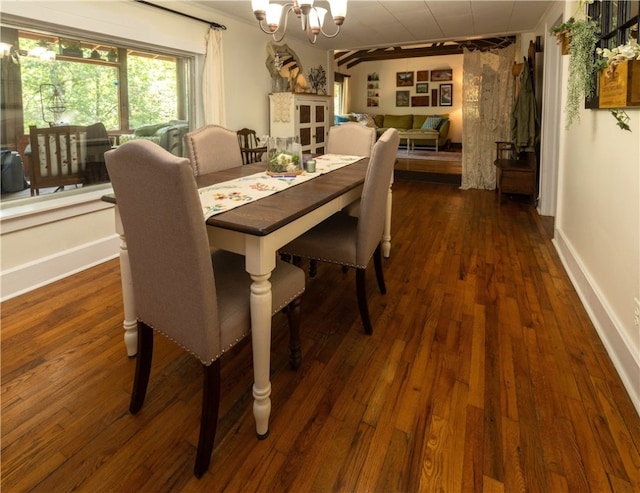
left=103, top=158, right=370, bottom=237
left=197, top=159, right=369, bottom=236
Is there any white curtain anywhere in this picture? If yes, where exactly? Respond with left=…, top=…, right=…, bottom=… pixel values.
left=344, top=76, right=351, bottom=113
left=460, top=44, right=515, bottom=190
left=203, top=27, right=226, bottom=126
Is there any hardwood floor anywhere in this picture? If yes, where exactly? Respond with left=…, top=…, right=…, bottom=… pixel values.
left=2, top=178, right=639, bottom=492
left=395, top=148, right=462, bottom=176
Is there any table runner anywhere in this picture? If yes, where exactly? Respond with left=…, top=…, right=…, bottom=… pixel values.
left=199, top=154, right=363, bottom=220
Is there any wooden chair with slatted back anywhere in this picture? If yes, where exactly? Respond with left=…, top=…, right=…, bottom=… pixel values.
left=28, top=125, right=88, bottom=196
left=236, top=128, right=265, bottom=165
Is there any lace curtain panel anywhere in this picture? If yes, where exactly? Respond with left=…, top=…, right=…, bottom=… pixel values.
left=461, top=44, right=515, bottom=190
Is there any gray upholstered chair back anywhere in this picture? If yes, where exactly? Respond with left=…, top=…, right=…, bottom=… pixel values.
left=327, top=122, right=376, bottom=157
left=184, top=124, right=243, bottom=176
left=105, top=139, right=222, bottom=363
left=356, top=128, right=399, bottom=265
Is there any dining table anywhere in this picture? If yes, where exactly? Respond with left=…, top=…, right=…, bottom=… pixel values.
left=105, top=155, right=393, bottom=438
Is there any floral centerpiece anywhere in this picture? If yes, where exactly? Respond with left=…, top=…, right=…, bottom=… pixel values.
left=266, top=136, right=303, bottom=175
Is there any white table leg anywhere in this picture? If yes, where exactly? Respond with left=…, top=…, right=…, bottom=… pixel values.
left=114, top=206, right=138, bottom=357
left=382, top=175, right=393, bottom=258
left=249, top=271, right=273, bottom=438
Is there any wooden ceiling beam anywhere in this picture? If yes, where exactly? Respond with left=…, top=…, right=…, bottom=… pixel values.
left=337, top=36, right=515, bottom=69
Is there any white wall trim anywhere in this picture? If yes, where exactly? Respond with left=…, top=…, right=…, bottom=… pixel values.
left=553, top=229, right=640, bottom=415
left=0, top=185, right=119, bottom=301
left=0, top=185, right=114, bottom=232
left=0, top=234, right=119, bottom=302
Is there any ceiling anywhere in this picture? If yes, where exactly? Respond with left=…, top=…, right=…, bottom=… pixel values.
left=185, top=0, right=556, bottom=51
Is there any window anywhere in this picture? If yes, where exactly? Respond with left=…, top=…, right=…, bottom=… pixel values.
left=589, top=0, right=639, bottom=49
left=334, top=72, right=349, bottom=116
left=586, top=0, right=639, bottom=108
left=0, top=24, right=193, bottom=202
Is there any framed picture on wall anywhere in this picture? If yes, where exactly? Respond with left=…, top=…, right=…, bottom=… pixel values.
left=416, top=83, right=429, bottom=93
left=431, top=69, right=453, bottom=81
left=396, top=71, right=414, bottom=87
left=431, top=88, right=438, bottom=106
left=411, top=95, right=430, bottom=107
left=416, top=70, right=429, bottom=82
left=439, top=83, right=453, bottom=106
left=396, top=90, right=410, bottom=107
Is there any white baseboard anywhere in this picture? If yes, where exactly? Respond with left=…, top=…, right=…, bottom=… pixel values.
left=553, top=229, right=640, bottom=416
left=0, top=235, right=120, bottom=302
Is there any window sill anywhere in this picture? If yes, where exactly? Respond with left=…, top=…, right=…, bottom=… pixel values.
left=0, top=184, right=115, bottom=234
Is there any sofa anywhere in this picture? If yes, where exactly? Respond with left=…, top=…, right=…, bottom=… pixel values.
left=336, top=113, right=450, bottom=150
left=119, top=120, right=189, bottom=156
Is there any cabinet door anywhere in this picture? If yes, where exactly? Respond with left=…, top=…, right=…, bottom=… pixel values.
left=298, top=103, right=312, bottom=150
left=314, top=103, right=326, bottom=154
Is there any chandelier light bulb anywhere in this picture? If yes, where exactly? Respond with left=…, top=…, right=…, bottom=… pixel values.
left=309, top=7, right=327, bottom=34
left=253, top=0, right=347, bottom=44
left=328, top=0, right=347, bottom=25
left=266, top=3, right=284, bottom=31
left=251, top=0, right=269, bottom=20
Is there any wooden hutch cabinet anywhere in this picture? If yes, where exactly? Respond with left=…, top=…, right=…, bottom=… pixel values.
left=269, top=93, right=331, bottom=154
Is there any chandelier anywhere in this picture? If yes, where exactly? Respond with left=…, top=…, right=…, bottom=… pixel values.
left=251, top=0, right=347, bottom=44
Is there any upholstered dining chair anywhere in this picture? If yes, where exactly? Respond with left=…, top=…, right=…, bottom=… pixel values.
left=306, top=121, right=378, bottom=278
left=326, top=121, right=377, bottom=219
left=237, top=127, right=265, bottom=165
left=326, top=122, right=376, bottom=157
left=280, top=128, right=399, bottom=335
left=105, top=139, right=305, bottom=478
left=184, top=124, right=243, bottom=175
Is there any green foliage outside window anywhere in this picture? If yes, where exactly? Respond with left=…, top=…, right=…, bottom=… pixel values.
left=18, top=34, right=182, bottom=132
left=127, top=55, right=178, bottom=129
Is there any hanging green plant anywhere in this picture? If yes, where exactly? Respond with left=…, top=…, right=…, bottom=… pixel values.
left=564, top=18, right=600, bottom=127
left=550, top=17, right=575, bottom=54
left=610, top=109, right=631, bottom=131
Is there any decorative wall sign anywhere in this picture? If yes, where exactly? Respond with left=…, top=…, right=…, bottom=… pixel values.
left=416, top=83, right=429, bottom=93
left=396, top=90, right=410, bottom=107
left=431, top=88, right=438, bottom=106
left=396, top=71, right=414, bottom=87
left=411, top=95, right=429, bottom=107
left=431, top=69, right=453, bottom=81
left=417, top=70, right=429, bottom=82
left=439, top=83, right=453, bottom=106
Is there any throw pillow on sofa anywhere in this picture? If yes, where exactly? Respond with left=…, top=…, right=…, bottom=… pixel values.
left=436, top=116, right=449, bottom=131
left=421, top=116, right=441, bottom=130
left=355, top=113, right=377, bottom=128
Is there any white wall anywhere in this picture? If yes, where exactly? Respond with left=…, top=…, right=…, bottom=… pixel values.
left=0, top=1, right=327, bottom=300
left=340, top=55, right=464, bottom=144
left=545, top=1, right=640, bottom=412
